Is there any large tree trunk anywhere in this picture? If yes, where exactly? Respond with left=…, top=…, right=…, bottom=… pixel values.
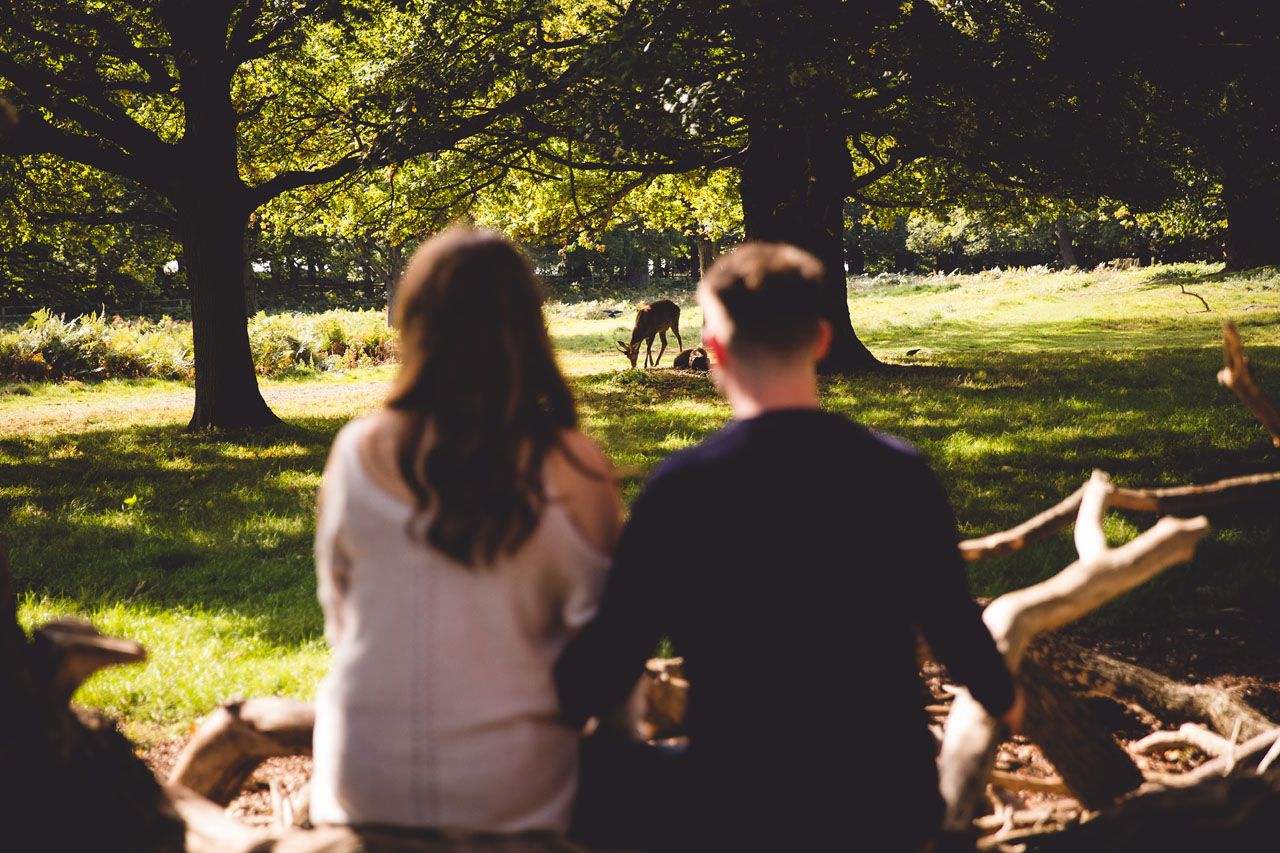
left=385, top=240, right=405, bottom=327
left=696, top=235, right=719, bottom=278
left=167, top=9, right=279, bottom=430
left=1055, top=216, right=1079, bottom=268
left=1222, top=169, right=1280, bottom=271
left=739, top=119, right=881, bottom=372
left=177, top=196, right=280, bottom=429
left=626, top=253, right=650, bottom=288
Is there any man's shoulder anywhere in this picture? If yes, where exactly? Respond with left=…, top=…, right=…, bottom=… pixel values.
left=645, top=412, right=933, bottom=486
left=644, top=432, right=733, bottom=491
left=859, top=425, right=928, bottom=468
left=808, top=411, right=932, bottom=472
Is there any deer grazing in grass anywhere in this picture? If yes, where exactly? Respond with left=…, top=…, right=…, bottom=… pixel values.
left=616, top=299, right=682, bottom=368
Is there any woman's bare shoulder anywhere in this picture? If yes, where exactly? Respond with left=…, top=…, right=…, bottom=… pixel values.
left=351, top=409, right=417, bottom=502
left=553, top=428, right=613, bottom=473
left=547, top=428, right=622, bottom=554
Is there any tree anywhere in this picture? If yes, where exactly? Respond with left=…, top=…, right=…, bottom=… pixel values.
left=0, top=1, right=597, bottom=427
left=516, top=0, right=994, bottom=371
left=927, top=1, right=1280, bottom=271
left=1109, top=2, right=1280, bottom=270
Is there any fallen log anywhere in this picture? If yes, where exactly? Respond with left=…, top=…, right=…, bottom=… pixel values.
left=1014, top=656, right=1144, bottom=808
left=169, top=696, right=317, bottom=805
left=938, top=472, right=1212, bottom=829
left=169, top=780, right=588, bottom=853
left=1033, top=639, right=1276, bottom=741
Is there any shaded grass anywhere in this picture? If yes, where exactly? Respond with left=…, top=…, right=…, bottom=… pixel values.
left=3, top=264, right=1280, bottom=733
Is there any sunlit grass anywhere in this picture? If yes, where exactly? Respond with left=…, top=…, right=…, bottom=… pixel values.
left=2, top=263, right=1279, bottom=733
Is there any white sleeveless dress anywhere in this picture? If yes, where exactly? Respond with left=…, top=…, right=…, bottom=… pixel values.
left=310, top=417, right=611, bottom=830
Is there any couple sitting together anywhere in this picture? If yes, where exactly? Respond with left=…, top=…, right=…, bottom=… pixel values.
left=309, top=228, right=1024, bottom=852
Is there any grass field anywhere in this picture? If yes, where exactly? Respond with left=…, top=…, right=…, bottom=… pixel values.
left=3, top=262, right=1280, bottom=743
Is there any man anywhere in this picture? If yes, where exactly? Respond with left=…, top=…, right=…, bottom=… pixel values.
left=556, top=243, right=1023, bottom=850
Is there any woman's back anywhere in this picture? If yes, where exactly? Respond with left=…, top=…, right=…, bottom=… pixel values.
left=310, top=414, right=613, bottom=831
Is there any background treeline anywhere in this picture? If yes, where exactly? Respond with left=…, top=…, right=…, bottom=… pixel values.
left=0, top=198, right=1224, bottom=316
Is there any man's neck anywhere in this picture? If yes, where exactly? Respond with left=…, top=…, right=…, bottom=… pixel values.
left=724, top=370, right=820, bottom=420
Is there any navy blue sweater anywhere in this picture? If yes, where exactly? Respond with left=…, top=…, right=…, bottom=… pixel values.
left=555, top=409, right=1014, bottom=844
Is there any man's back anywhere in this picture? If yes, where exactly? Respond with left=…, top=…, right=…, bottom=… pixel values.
left=557, top=241, right=1016, bottom=850
left=556, top=409, right=1014, bottom=846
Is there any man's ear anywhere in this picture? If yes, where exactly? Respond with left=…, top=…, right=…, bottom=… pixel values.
left=705, top=334, right=729, bottom=369
left=812, top=319, right=832, bottom=363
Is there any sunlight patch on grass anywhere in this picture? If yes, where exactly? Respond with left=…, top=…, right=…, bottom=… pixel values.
left=938, top=431, right=1018, bottom=461
left=19, top=594, right=328, bottom=729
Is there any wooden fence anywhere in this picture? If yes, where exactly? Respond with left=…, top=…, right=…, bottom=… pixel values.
left=0, top=299, right=192, bottom=324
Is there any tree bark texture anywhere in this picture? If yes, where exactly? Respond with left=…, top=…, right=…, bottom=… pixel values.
left=243, top=253, right=257, bottom=316
left=1017, top=655, right=1146, bottom=808
left=696, top=236, right=719, bottom=278
left=177, top=198, right=279, bottom=429
left=1222, top=168, right=1280, bottom=271
left=739, top=119, right=881, bottom=372
left=1055, top=216, right=1079, bottom=268
left=1034, top=639, right=1276, bottom=741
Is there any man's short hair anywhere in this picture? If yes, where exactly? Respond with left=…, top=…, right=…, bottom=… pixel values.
left=699, top=242, right=825, bottom=354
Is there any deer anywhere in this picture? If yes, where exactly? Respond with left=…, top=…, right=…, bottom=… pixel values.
left=616, top=299, right=682, bottom=368
left=672, top=346, right=709, bottom=371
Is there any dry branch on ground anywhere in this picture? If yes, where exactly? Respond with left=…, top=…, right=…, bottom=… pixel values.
left=1219, top=320, right=1280, bottom=448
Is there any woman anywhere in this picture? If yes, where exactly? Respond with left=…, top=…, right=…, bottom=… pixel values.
left=310, top=228, right=621, bottom=833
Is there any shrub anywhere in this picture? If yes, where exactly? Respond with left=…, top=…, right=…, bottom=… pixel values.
left=0, top=308, right=396, bottom=383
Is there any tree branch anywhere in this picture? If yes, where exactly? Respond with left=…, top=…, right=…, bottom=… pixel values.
left=959, top=470, right=1280, bottom=560
left=0, top=108, right=154, bottom=186
left=1219, top=321, right=1280, bottom=448
left=248, top=153, right=367, bottom=207
left=0, top=51, right=172, bottom=161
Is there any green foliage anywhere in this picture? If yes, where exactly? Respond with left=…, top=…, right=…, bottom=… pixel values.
left=0, top=309, right=395, bottom=382
left=246, top=310, right=396, bottom=376
left=0, top=309, right=190, bottom=381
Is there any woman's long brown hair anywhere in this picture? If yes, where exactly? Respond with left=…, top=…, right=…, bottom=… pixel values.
left=386, top=228, right=579, bottom=566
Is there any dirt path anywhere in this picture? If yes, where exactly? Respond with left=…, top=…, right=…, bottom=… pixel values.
left=1, top=378, right=392, bottom=435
